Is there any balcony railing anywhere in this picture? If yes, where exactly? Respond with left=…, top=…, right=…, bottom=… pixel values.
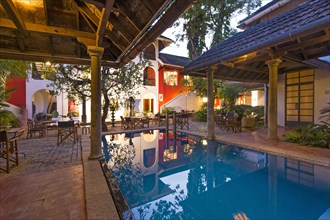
left=144, top=79, right=155, bottom=86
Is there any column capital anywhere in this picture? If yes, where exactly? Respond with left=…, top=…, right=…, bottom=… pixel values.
left=210, top=65, right=217, bottom=72
left=87, top=46, right=104, bottom=57
left=265, top=58, right=282, bottom=67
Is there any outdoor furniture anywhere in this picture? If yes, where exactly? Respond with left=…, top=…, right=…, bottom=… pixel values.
left=82, top=125, right=91, bottom=135
left=0, top=129, right=24, bottom=173
left=158, top=115, right=167, bottom=126
left=134, top=117, right=149, bottom=129
left=27, top=120, right=45, bottom=139
left=176, top=113, right=189, bottom=129
left=57, top=121, right=78, bottom=145
left=216, top=114, right=227, bottom=129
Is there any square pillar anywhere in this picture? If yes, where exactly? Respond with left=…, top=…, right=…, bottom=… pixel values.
left=266, top=59, right=282, bottom=140
left=88, top=46, right=104, bottom=159
left=207, top=66, right=216, bottom=140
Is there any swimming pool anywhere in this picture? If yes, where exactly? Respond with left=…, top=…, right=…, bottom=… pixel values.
left=101, top=130, right=330, bottom=220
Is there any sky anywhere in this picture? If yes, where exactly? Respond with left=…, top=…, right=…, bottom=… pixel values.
left=160, top=0, right=272, bottom=57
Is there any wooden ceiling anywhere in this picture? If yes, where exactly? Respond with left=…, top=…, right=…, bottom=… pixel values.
left=0, top=0, right=193, bottom=66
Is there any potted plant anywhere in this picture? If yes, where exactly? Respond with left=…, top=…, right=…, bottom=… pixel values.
left=241, top=108, right=256, bottom=129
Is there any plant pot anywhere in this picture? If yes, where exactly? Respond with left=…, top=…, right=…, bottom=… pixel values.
left=241, top=117, right=256, bottom=129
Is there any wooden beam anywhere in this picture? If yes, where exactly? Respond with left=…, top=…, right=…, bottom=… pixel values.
left=114, top=1, right=143, bottom=31
left=0, top=18, right=95, bottom=39
left=96, top=0, right=115, bottom=47
left=109, top=14, right=135, bottom=42
left=15, top=31, right=25, bottom=52
left=221, top=61, right=266, bottom=74
left=1, top=0, right=28, bottom=37
left=81, top=0, right=105, bottom=8
left=43, top=0, right=54, bottom=56
left=0, top=48, right=117, bottom=66
left=275, top=33, right=330, bottom=54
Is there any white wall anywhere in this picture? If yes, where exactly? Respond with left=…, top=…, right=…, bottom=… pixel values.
left=160, top=92, right=200, bottom=112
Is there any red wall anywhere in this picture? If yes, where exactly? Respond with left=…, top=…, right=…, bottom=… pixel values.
left=158, top=64, right=189, bottom=112
left=5, top=76, right=26, bottom=108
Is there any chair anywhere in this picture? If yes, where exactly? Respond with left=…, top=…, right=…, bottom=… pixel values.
left=226, top=116, right=238, bottom=132
left=57, top=121, right=78, bottom=145
left=27, top=120, right=45, bottom=139
left=176, top=113, right=189, bottom=129
left=140, top=117, right=150, bottom=128
left=158, top=115, right=166, bottom=126
left=0, top=130, right=22, bottom=173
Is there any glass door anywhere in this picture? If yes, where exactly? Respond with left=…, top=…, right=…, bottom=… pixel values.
left=286, top=70, right=314, bottom=126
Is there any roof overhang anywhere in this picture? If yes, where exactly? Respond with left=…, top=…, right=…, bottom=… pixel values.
left=0, top=0, right=193, bottom=67
left=181, top=0, right=330, bottom=83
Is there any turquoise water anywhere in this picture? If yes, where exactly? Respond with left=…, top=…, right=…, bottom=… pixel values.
left=102, top=130, right=330, bottom=220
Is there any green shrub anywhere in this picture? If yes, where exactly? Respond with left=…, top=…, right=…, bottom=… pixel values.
left=0, top=110, right=20, bottom=127
left=67, top=111, right=79, bottom=118
left=161, top=107, right=174, bottom=115
left=195, top=108, right=207, bottom=122
left=285, top=123, right=330, bottom=148
left=51, top=110, right=59, bottom=118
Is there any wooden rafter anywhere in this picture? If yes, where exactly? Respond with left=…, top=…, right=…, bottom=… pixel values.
left=275, top=32, right=330, bottom=55
left=96, top=0, right=115, bottom=47
left=81, top=0, right=105, bottom=8
left=43, top=0, right=54, bottom=56
left=114, top=1, right=143, bottom=31
left=0, top=18, right=95, bottom=39
left=75, top=3, right=126, bottom=51
left=0, top=0, right=28, bottom=37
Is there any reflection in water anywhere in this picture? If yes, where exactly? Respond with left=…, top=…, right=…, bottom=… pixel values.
left=102, top=130, right=330, bottom=220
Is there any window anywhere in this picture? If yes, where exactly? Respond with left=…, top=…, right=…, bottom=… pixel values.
left=143, top=67, right=155, bottom=86
left=164, top=71, right=177, bottom=86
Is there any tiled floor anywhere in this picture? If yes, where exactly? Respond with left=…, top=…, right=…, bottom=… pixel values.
left=0, top=165, right=85, bottom=220
left=0, top=132, right=86, bottom=220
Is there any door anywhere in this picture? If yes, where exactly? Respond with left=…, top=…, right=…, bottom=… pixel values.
left=286, top=69, right=314, bottom=126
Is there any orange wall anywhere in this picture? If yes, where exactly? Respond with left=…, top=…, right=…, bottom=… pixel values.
left=158, top=64, right=188, bottom=112
left=5, top=76, right=26, bottom=108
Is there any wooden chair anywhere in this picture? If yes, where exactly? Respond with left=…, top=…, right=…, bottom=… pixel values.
left=57, top=121, right=78, bottom=145
left=226, top=116, right=238, bottom=132
left=0, top=130, right=24, bottom=173
left=158, top=115, right=166, bottom=126
left=176, top=113, right=189, bottom=129
left=27, top=120, right=45, bottom=139
left=140, top=117, right=150, bottom=128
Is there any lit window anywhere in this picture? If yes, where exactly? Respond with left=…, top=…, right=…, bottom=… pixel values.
left=164, top=71, right=177, bottom=86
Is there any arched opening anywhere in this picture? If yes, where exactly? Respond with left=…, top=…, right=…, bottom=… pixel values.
left=32, top=89, right=57, bottom=119
left=143, top=148, right=156, bottom=168
left=143, top=44, right=156, bottom=60
left=144, top=67, right=156, bottom=86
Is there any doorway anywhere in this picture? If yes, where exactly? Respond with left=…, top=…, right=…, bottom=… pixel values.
left=286, top=69, right=314, bottom=126
left=143, top=99, right=154, bottom=113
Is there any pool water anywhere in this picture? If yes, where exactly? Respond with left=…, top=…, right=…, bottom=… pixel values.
left=102, top=130, right=330, bottom=220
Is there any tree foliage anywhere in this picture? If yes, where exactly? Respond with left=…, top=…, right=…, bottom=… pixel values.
left=42, top=56, right=148, bottom=131
left=0, top=59, right=29, bottom=109
left=174, top=0, right=262, bottom=59
left=216, top=84, right=245, bottom=111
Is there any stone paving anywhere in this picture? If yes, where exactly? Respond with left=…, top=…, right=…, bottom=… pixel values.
left=0, top=121, right=329, bottom=220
